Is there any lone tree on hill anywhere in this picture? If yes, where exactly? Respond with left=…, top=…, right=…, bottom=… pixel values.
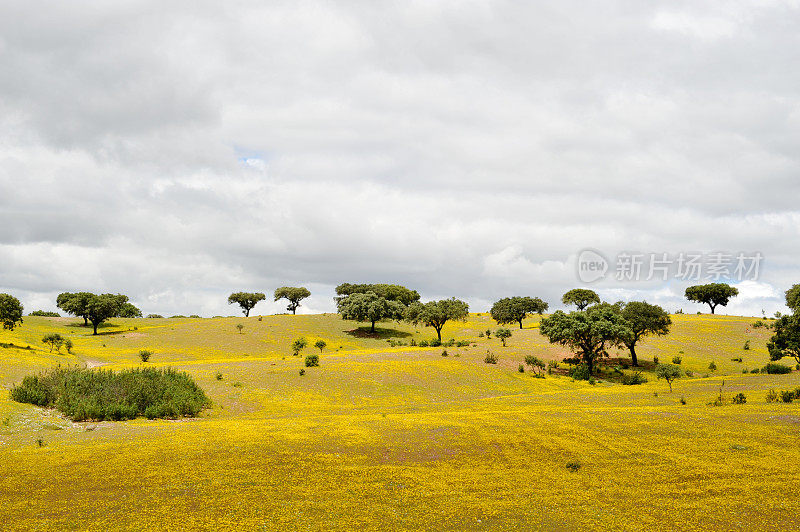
left=274, top=287, right=311, bottom=314
left=539, top=303, right=631, bottom=375
left=656, top=363, right=682, bottom=392
left=42, top=333, right=65, bottom=353
left=57, top=292, right=93, bottom=325
left=562, top=289, right=600, bottom=311
left=314, top=339, right=327, bottom=353
left=491, top=296, right=548, bottom=329
left=684, top=283, right=739, bottom=314
left=335, top=283, right=420, bottom=333
left=620, top=301, right=672, bottom=367
left=404, top=298, right=469, bottom=342
left=86, top=293, right=129, bottom=335
left=0, top=293, right=24, bottom=331
left=227, top=292, right=266, bottom=317
left=495, top=328, right=512, bottom=346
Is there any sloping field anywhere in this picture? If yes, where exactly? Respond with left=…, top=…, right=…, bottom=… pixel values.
left=1, top=313, right=798, bottom=530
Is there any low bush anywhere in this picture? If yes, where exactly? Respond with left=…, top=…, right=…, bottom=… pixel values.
left=672, top=356, right=682, bottom=365
left=518, top=364, right=525, bottom=373
left=763, top=363, right=791, bottom=374
left=750, top=368, right=760, bottom=374
left=743, top=340, right=750, bottom=351
left=731, top=357, right=742, bottom=363
left=10, top=366, right=209, bottom=421
left=418, top=340, right=429, bottom=347
left=565, top=461, right=581, bottom=472
left=455, top=340, right=470, bottom=348
left=146, top=314, right=164, bottom=318
left=429, top=339, right=442, bottom=348
left=304, top=354, right=319, bottom=367
left=484, top=351, right=498, bottom=364
left=708, top=361, right=717, bottom=372
left=732, top=393, right=746, bottom=404
left=780, top=390, right=794, bottom=403
left=29, top=310, right=60, bottom=317
left=139, top=350, right=152, bottom=362
left=766, top=389, right=778, bottom=403
left=621, top=371, right=647, bottom=385
left=441, top=349, right=448, bottom=357
left=569, top=365, right=590, bottom=381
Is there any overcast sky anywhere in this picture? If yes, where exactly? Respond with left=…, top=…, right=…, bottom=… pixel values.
left=2, top=1, right=799, bottom=317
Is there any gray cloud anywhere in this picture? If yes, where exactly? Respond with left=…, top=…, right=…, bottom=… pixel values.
left=1, top=0, right=799, bottom=317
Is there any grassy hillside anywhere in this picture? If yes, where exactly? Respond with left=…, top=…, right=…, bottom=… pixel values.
left=1, top=313, right=799, bottom=530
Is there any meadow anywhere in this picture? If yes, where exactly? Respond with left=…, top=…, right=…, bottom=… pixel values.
left=1, top=312, right=799, bottom=530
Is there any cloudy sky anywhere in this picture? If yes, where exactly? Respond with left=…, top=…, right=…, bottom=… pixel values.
left=2, top=0, right=799, bottom=317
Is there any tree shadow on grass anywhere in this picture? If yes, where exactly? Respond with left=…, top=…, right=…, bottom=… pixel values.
left=0, top=342, right=33, bottom=350
left=344, top=327, right=412, bottom=340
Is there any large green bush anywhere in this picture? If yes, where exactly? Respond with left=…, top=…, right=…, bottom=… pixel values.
left=10, top=366, right=210, bottom=421
left=762, top=362, right=792, bottom=374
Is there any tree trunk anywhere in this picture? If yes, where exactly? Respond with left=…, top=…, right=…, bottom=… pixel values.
left=586, top=356, right=593, bottom=375
left=245, top=308, right=250, bottom=317
left=292, top=306, right=296, bottom=315
left=709, top=304, right=716, bottom=314
left=92, top=321, right=98, bottom=335
left=371, top=320, right=376, bottom=333
left=83, top=316, right=88, bottom=326
left=518, top=319, right=523, bottom=329
left=435, top=327, right=442, bottom=341
left=629, top=344, right=639, bottom=367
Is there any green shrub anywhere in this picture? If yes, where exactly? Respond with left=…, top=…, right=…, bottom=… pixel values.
left=292, top=337, right=308, bottom=356
left=621, top=371, right=647, bottom=385
left=215, top=372, right=223, bottom=381
left=766, top=389, right=778, bottom=402
left=679, top=396, right=686, bottom=405
left=10, top=366, right=209, bottom=421
left=565, top=461, right=581, bottom=472
left=780, top=390, right=794, bottom=403
left=569, top=365, right=590, bottom=381
left=146, top=314, right=163, bottom=318
left=42, top=333, right=64, bottom=353
left=652, top=356, right=659, bottom=364
left=750, top=368, right=760, bottom=374
left=731, top=357, right=742, bottom=363
left=304, top=354, right=319, bottom=367
left=743, top=340, right=750, bottom=350
left=518, top=364, right=524, bottom=373
left=708, top=361, right=717, bottom=372
left=429, top=339, right=442, bottom=348
left=732, top=393, right=746, bottom=404
left=441, top=349, right=448, bottom=357
left=139, top=350, right=152, bottom=362
left=299, top=369, right=305, bottom=376
left=672, top=356, right=682, bottom=365
left=418, top=340, right=429, bottom=347
left=29, top=310, right=60, bottom=317
left=763, top=362, right=791, bottom=374
left=484, top=351, right=498, bottom=364
left=455, top=340, right=470, bottom=348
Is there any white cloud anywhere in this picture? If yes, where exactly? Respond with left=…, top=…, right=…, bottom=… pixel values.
left=1, top=1, right=799, bottom=317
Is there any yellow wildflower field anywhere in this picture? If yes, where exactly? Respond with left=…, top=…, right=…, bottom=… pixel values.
left=0, top=313, right=798, bottom=530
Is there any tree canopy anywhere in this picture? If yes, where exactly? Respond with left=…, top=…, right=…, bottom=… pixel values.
left=335, top=283, right=420, bottom=306
left=57, top=292, right=93, bottom=325
left=561, top=289, right=600, bottom=311
left=274, top=287, right=311, bottom=314
left=619, top=301, right=671, bottom=366
left=0, top=293, right=24, bottom=331
left=118, top=302, right=143, bottom=318
left=785, top=284, right=800, bottom=313
left=539, top=303, right=631, bottom=374
left=404, top=298, right=469, bottom=341
left=227, top=292, right=266, bottom=317
left=490, top=296, right=548, bottom=329
left=684, top=283, right=738, bottom=314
